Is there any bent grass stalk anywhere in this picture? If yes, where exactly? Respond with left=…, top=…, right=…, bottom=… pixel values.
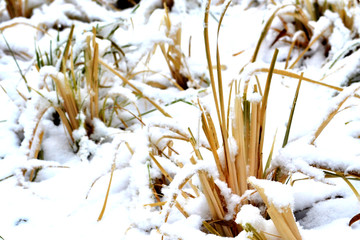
left=310, top=84, right=360, bottom=145
left=2, top=34, right=30, bottom=92
left=99, top=59, right=171, bottom=118
left=246, top=67, right=360, bottom=99
left=288, top=27, right=328, bottom=69
left=251, top=4, right=290, bottom=63
left=27, top=107, right=48, bottom=159
left=148, top=153, right=191, bottom=222
left=159, top=5, right=190, bottom=90
left=249, top=178, right=302, bottom=240
left=98, top=140, right=128, bottom=221
left=50, top=73, right=79, bottom=141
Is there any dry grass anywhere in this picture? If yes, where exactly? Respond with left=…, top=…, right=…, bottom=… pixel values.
left=192, top=0, right=284, bottom=236
left=4, top=0, right=50, bottom=19
left=249, top=178, right=302, bottom=240
left=85, top=28, right=100, bottom=120
left=159, top=5, right=188, bottom=90
left=251, top=1, right=359, bottom=70
left=30, top=24, right=173, bottom=146
left=5, top=0, right=26, bottom=18
left=302, top=0, right=357, bottom=30
left=310, top=84, right=360, bottom=145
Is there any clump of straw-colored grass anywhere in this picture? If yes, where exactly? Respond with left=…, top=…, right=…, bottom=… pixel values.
left=158, top=4, right=194, bottom=90
left=186, top=0, right=283, bottom=236
left=302, top=0, right=357, bottom=30
left=32, top=24, right=172, bottom=147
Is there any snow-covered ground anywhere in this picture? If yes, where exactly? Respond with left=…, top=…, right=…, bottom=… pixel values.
left=1, top=0, right=360, bottom=239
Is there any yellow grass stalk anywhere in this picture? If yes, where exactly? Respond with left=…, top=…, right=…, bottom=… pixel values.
left=204, top=0, right=221, bottom=130
left=335, top=172, right=360, bottom=202
left=159, top=5, right=189, bottom=90
left=0, top=22, right=49, bottom=35
left=175, top=161, right=200, bottom=198
left=149, top=153, right=173, bottom=182
left=85, top=30, right=99, bottom=120
left=249, top=179, right=302, bottom=240
left=288, top=27, right=329, bottom=69
left=232, top=88, right=248, bottom=196
left=188, top=139, right=233, bottom=237
left=97, top=139, right=131, bottom=221
left=53, top=106, right=74, bottom=142
left=252, top=4, right=291, bottom=63
left=27, top=108, right=48, bottom=159
left=32, top=130, right=44, bottom=160
left=285, top=31, right=306, bottom=69
left=70, top=48, right=77, bottom=92
left=255, top=49, right=278, bottom=178
left=60, top=25, right=75, bottom=72
left=205, top=0, right=240, bottom=196
left=50, top=74, right=79, bottom=132
left=232, top=50, right=279, bottom=196
left=246, top=68, right=360, bottom=98
left=215, top=0, right=239, bottom=196
left=5, top=0, right=23, bottom=18
left=99, top=59, right=171, bottom=118
left=248, top=90, right=260, bottom=178
left=144, top=201, right=167, bottom=207
left=304, top=0, right=316, bottom=21
left=243, top=223, right=267, bottom=240
left=97, top=157, right=116, bottom=221
left=199, top=103, right=225, bottom=181
left=310, top=84, right=360, bottom=145
left=149, top=153, right=191, bottom=220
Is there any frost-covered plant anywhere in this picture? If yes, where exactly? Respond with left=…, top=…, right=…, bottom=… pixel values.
left=144, top=6, right=200, bottom=90
left=32, top=22, right=176, bottom=152
left=301, top=0, right=357, bottom=30
left=185, top=0, right=302, bottom=237
left=252, top=0, right=359, bottom=69
left=33, top=25, right=141, bottom=147
left=159, top=4, right=196, bottom=90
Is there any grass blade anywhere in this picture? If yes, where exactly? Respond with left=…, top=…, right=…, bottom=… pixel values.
left=283, top=72, right=303, bottom=147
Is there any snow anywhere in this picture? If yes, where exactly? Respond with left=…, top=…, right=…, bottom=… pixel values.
left=1, top=0, right=360, bottom=239
left=249, top=176, right=295, bottom=211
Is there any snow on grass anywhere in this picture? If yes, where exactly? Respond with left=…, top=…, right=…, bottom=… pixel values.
left=1, top=0, right=360, bottom=239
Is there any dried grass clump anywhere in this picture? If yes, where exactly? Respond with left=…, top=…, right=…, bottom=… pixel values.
left=301, top=0, right=357, bottom=30
left=252, top=1, right=359, bottom=70
left=173, top=0, right=299, bottom=237
left=32, top=24, right=173, bottom=150
left=33, top=26, right=123, bottom=143
left=159, top=0, right=306, bottom=238
left=158, top=5, right=194, bottom=90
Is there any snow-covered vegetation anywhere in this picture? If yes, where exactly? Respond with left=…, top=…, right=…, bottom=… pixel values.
left=1, top=0, right=360, bottom=239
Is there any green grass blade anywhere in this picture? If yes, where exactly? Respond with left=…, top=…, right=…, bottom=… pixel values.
left=282, top=72, right=303, bottom=147
left=2, top=33, right=30, bottom=92
left=252, top=4, right=290, bottom=63
left=263, top=129, right=277, bottom=178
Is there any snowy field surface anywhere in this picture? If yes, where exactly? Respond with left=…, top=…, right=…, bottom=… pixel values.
left=1, top=0, right=360, bottom=239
